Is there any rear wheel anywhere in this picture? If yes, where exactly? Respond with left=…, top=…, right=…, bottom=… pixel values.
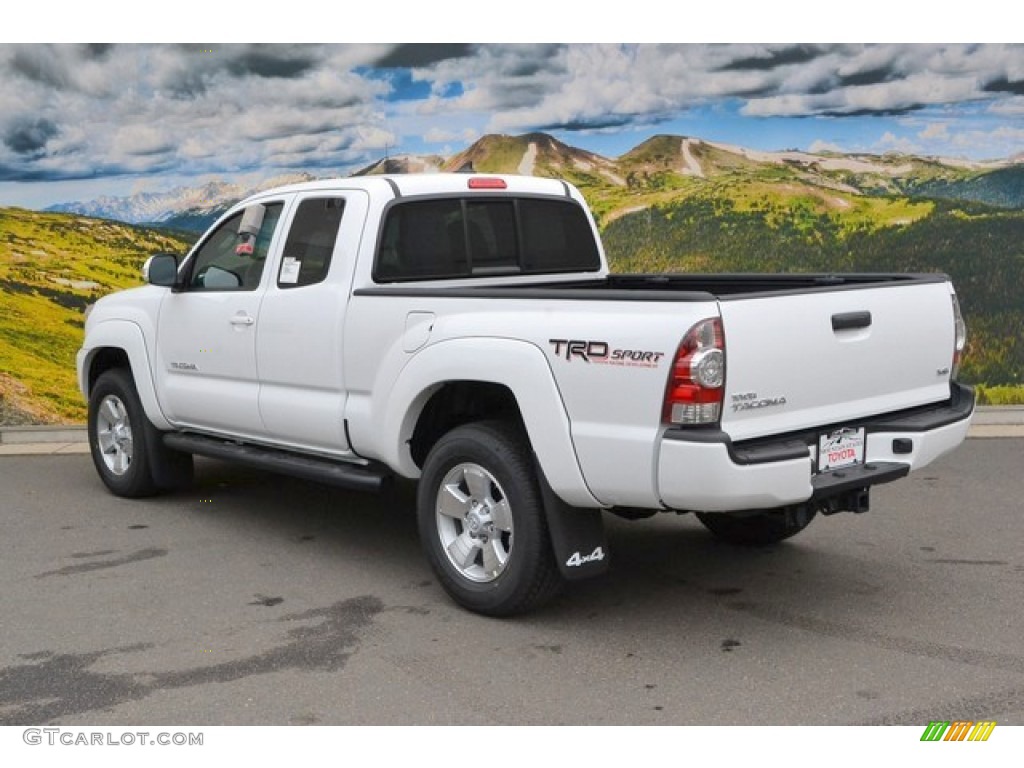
left=695, top=507, right=816, bottom=546
left=417, top=421, right=563, bottom=616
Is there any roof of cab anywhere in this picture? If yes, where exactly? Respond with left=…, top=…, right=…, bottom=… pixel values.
left=244, top=173, right=573, bottom=201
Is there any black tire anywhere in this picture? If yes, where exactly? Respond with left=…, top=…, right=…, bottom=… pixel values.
left=695, top=507, right=816, bottom=546
left=88, top=368, right=193, bottom=497
left=416, top=421, right=563, bottom=616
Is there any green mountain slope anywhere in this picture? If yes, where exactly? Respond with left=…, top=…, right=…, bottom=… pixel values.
left=0, top=208, right=193, bottom=423
left=906, top=165, right=1024, bottom=209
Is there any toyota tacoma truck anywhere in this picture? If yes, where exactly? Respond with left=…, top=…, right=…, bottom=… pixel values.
left=77, top=174, right=974, bottom=615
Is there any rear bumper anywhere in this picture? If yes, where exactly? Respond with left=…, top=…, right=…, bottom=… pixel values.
left=656, top=383, right=975, bottom=512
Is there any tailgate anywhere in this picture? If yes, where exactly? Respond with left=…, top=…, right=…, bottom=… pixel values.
left=718, top=279, right=956, bottom=441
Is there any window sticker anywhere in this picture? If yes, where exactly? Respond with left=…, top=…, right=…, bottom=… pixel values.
left=280, top=256, right=301, bottom=284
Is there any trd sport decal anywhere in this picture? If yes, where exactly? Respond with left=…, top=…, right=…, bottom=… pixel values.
left=549, top=339, right=664, bottom=368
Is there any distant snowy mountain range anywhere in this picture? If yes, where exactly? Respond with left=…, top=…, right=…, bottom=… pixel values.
left=46, top=173, right=316, bottom=231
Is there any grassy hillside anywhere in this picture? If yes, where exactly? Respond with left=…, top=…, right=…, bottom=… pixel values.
left=0, top=208, right=193, bottom=423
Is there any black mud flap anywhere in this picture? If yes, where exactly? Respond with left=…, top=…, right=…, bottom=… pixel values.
left=537, top=469, right=609, bottom=581
left=143, top=426, right=193, bottom=491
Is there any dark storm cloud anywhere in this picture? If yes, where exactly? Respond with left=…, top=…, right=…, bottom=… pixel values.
left=157, top=45, right=324, bottom=96
left=820, top=105, right=925, bottom=118
left=373, top=44, right=475, bottom=69
left=718, top=44, right=826, bottom=72
left=225, top=47, right=320, bottom=79
left=0, top=159, right=167, bottom=182
left=159, top=72, right=208, bottom=98
left=124, top=141, right=175, bottom=157
left=9, top=46, right=70, bottom=89
left=804, top=65, right=901, bottom=97
left=540, top=115, right=642, bottom=131
left=3, top=118, right=58, bottom=155
left=498, top=45, right=565, bottom=77
left=838, top=66, right=899, bottom=88
left=0, top=162, right=50, bottom=181
left=726, top=83, right=782, bottom=98
left=487, top=81, right=557, bottom=109
left=83, top=43, right=114, bottom=58
left=984, top=76, right=1024, bottom=96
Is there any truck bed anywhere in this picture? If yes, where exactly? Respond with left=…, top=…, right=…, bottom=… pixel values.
left=355, top=272, right=949, bottom=301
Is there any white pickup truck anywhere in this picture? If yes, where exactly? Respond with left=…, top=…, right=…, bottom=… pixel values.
left=77, top=174, right=974, bottom=615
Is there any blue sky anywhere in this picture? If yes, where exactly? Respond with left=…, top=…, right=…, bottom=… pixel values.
left=1, top=43, right=1023, bottom=209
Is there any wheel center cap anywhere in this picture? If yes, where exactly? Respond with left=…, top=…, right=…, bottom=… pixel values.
left=466, top=508, right=487, bottom=534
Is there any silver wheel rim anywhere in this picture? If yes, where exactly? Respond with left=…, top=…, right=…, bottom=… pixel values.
left=435, top=462, right=514, bottom=583
left=95, top=394, right=134, bottom=476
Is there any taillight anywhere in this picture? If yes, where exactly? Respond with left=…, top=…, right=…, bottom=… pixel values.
left=663, top=317, right=725, bottom=425
left=951, top=292, right=966, bottom=379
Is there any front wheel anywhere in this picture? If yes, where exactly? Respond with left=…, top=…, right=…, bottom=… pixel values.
left=416, top=421, right=563, bottom=616
left=88, top=368, right=192, bottom=497
left=695, top=507, right=816, bottom=546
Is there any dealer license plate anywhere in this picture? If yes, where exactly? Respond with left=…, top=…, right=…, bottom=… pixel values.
left=818, top=427, right=865, bottom=471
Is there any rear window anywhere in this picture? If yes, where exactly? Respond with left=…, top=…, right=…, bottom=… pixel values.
left=374, top=196, right=600, bottom=282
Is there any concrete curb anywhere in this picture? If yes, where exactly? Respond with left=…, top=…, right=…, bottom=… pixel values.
left=1, top=406, right=1023, bottom=456
left=970, top=405, right=1024, bottom=425
left=0, top=425, right=88, bottom=445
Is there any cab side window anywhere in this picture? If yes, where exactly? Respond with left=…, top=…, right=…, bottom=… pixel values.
left=187, top=202, right=284, bottom=291
left=278, top=197, right=345, bottom=288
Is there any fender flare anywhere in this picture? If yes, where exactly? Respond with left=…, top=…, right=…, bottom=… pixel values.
left=78, top=319, right=172, bottom=431
left=359, top=337, right=601, bottom=508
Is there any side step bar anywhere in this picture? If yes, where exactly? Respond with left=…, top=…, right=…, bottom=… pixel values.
left=164, top=433, right=392, bottom=492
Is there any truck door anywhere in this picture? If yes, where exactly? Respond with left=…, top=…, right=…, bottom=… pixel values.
left=155, top=200, right=286, bottom=436
left=256, top=190, right=369, bottom=454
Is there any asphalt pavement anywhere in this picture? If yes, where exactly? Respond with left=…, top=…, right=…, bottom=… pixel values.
left=0, top=432, right=1021, bottom=725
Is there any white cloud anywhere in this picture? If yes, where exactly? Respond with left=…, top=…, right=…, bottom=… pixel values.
left=951, top=125, right=1024, bottom=158
left=113, top=125, right=173, bottom=157
left=424, top=127, right=458, bottom=143
left=989, top=97, right=1024, bottom=116
left=918, top=123, right=951, bottom=140
left=809, top=140, right=844, bottom=154
left=877, top=131, right=921, bottom=154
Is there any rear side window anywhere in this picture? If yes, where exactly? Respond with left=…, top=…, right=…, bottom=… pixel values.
left=374, top=197, right=600, bottom=282
left=278, top=197, right=345, bottom=288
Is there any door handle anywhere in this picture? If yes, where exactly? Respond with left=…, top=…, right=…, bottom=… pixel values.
left=230, top=314, right=255, bottom=327
left=832, top=311, right=871, bottom=332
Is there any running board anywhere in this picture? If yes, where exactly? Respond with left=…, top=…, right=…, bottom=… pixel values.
left=163, top=433, right=391, bottom=493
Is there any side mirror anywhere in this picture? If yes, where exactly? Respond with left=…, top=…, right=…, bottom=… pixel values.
left=144, top=253, right=179, bottom=287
